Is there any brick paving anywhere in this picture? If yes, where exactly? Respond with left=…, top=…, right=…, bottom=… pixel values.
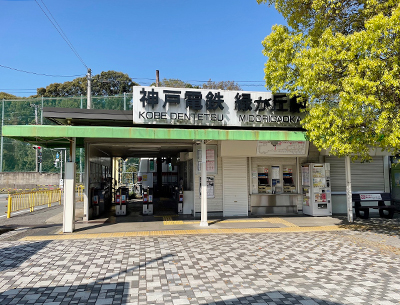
left=0, top=229, right=400, bottom=304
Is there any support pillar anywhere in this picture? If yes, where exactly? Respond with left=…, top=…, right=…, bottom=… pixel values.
left=200, top=140, right=208, bottom=226
left=345, top=156, right=353, bottom=222
left=83, top=142, right=90, bottom=221
left=63, top=162, right=76, bottom=233
left=64, top=138, right=76, bottom=233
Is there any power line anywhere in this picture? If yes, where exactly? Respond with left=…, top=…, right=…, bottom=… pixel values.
left=35, top=0, right=88, bottom=69
left=0, top=64, right=84, bottom=77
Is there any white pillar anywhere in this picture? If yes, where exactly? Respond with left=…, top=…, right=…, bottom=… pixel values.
left=63, top=137, right=77, bottom=233
left=200, top=140, right=208, bottom=226
left=345, top=156, right=353, bottom=222
left=63, top=162, right=76, bottom=233
left=83, top=142, right=90, bottom=221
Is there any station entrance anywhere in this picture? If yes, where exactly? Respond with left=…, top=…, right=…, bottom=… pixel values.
left=2, top=87, right=308, bottom=232
left=86, top=138, right=195, bottom=221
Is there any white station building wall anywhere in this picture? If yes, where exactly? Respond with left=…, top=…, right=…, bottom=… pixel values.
left=191, top=140, right=390, bottom=216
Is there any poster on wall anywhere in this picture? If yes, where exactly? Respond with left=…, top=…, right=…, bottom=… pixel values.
left=199, top=176, right=215, bottom=198
left=197, top=146, right=217, bottom=174
left=303, top=187, right=310, bottom=206
left=312, top=165, right=324, bottom=178
left=301, top=166, right=310, bottom=186
left=271, top=166, right=280, bottom=179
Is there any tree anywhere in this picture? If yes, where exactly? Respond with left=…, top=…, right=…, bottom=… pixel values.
left=150, top=78, right=200, bottom=88
left=36, top=70, right=139, bottom=97
left=0, top=92, right=20, bottom=100
left=258, top=0, right=400, bottom=160
left=151, top=78, right=241, bottom=90
left=202, top=79, right=241, bottom=91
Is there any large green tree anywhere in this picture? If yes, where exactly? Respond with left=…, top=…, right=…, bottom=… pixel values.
left=150, top=78, right=199, bottom=88
left=202, top=79, right=241, bottom=91
left=37, top=70, right=139, bottom=97
left=0, top=92, right=19, bottom=100
left=151, top=78, right=241, bottom=90
left=258, top=0, right=400, bottom=160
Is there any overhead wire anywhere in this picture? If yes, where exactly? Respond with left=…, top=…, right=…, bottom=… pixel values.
left=35, top=0, right=88, bottom=70
left=0, top=64, right=84, bottom=78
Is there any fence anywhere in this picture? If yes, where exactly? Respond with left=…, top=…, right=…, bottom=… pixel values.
left=7, top=189, right=62, bottom=218
left=1, top=94, right=133, bottom=173
left=76, top=184, right=84, bottom=202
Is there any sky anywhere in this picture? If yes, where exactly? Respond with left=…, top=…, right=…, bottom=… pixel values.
left=0, top=0, right=286, bottom=97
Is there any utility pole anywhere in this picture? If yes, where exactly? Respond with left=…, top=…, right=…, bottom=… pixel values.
left=156, top=70, right=159, bottom=87
left=87, top=68, right=92, bottom=109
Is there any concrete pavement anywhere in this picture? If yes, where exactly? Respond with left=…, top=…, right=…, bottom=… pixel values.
left=0, top=200, right=400, bottom=304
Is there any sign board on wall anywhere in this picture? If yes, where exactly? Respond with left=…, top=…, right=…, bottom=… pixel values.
left=199, top=176, right=215, bottom=198
left=196, top=145, right=218, bottom=174
left=133, top=87, right=305, bottom=128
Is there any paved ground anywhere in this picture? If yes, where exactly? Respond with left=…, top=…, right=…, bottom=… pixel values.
left=0, top=201, right=400, bottom=304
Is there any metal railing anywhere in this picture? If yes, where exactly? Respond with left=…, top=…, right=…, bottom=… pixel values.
left=7, top=189, right=62, bottom=218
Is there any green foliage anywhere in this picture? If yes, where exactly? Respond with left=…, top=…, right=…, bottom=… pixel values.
left=0, top=92, right=20, bottom=100
left=151, top=78, right=200, bottom=88
left=36, top=70, right=139, bottom=98
left=151, top=78, right=241, bottom=90
left=202, top=79, right=241, bottom=91
left=258, top=0, right=400, bottom=160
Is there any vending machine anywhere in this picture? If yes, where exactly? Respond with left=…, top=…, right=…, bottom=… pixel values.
left=302, top=163, right=332, bottom=216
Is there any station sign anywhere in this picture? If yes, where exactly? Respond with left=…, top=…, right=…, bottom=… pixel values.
left=132, top=86, right=305, bottom=128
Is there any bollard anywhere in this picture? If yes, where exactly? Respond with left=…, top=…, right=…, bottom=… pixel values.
left=48, top=191, right=52, bottom=207
left=7, top=196, right=11, bottom=218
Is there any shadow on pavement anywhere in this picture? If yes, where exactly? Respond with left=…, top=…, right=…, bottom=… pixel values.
left=0, top=254, right=179, bottom=304
left=0, top=286, right=345, bottom=304
left=0, top=241, right=52, bottom=271
left=200, top=291, right=344, bottom=305
left=337, top=212, right=400, bottom=236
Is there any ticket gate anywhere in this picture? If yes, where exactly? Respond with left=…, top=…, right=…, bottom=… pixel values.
left=177, top=189, right=183, bottom=214
left=142, top=187, right=153, bottom=215
left=115, top=187, right=128, bottom=216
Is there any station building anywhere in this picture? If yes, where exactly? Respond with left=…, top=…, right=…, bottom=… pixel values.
left=2, top=87, right=391, bottom=232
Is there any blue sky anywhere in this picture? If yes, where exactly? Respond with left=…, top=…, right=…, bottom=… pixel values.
left=1, top=0, right=285, bottom=97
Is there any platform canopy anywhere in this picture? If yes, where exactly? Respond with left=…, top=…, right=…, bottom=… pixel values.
left=2, top=107, right=306, bottom=158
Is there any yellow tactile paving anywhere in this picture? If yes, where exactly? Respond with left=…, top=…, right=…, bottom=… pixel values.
left=262, top=217, right=299, bottom=227
left=20, top=225, right=346, bottom=241
left=161, top=217, right=299, bottom=227
left=163, top=221, right=185, bottom=225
